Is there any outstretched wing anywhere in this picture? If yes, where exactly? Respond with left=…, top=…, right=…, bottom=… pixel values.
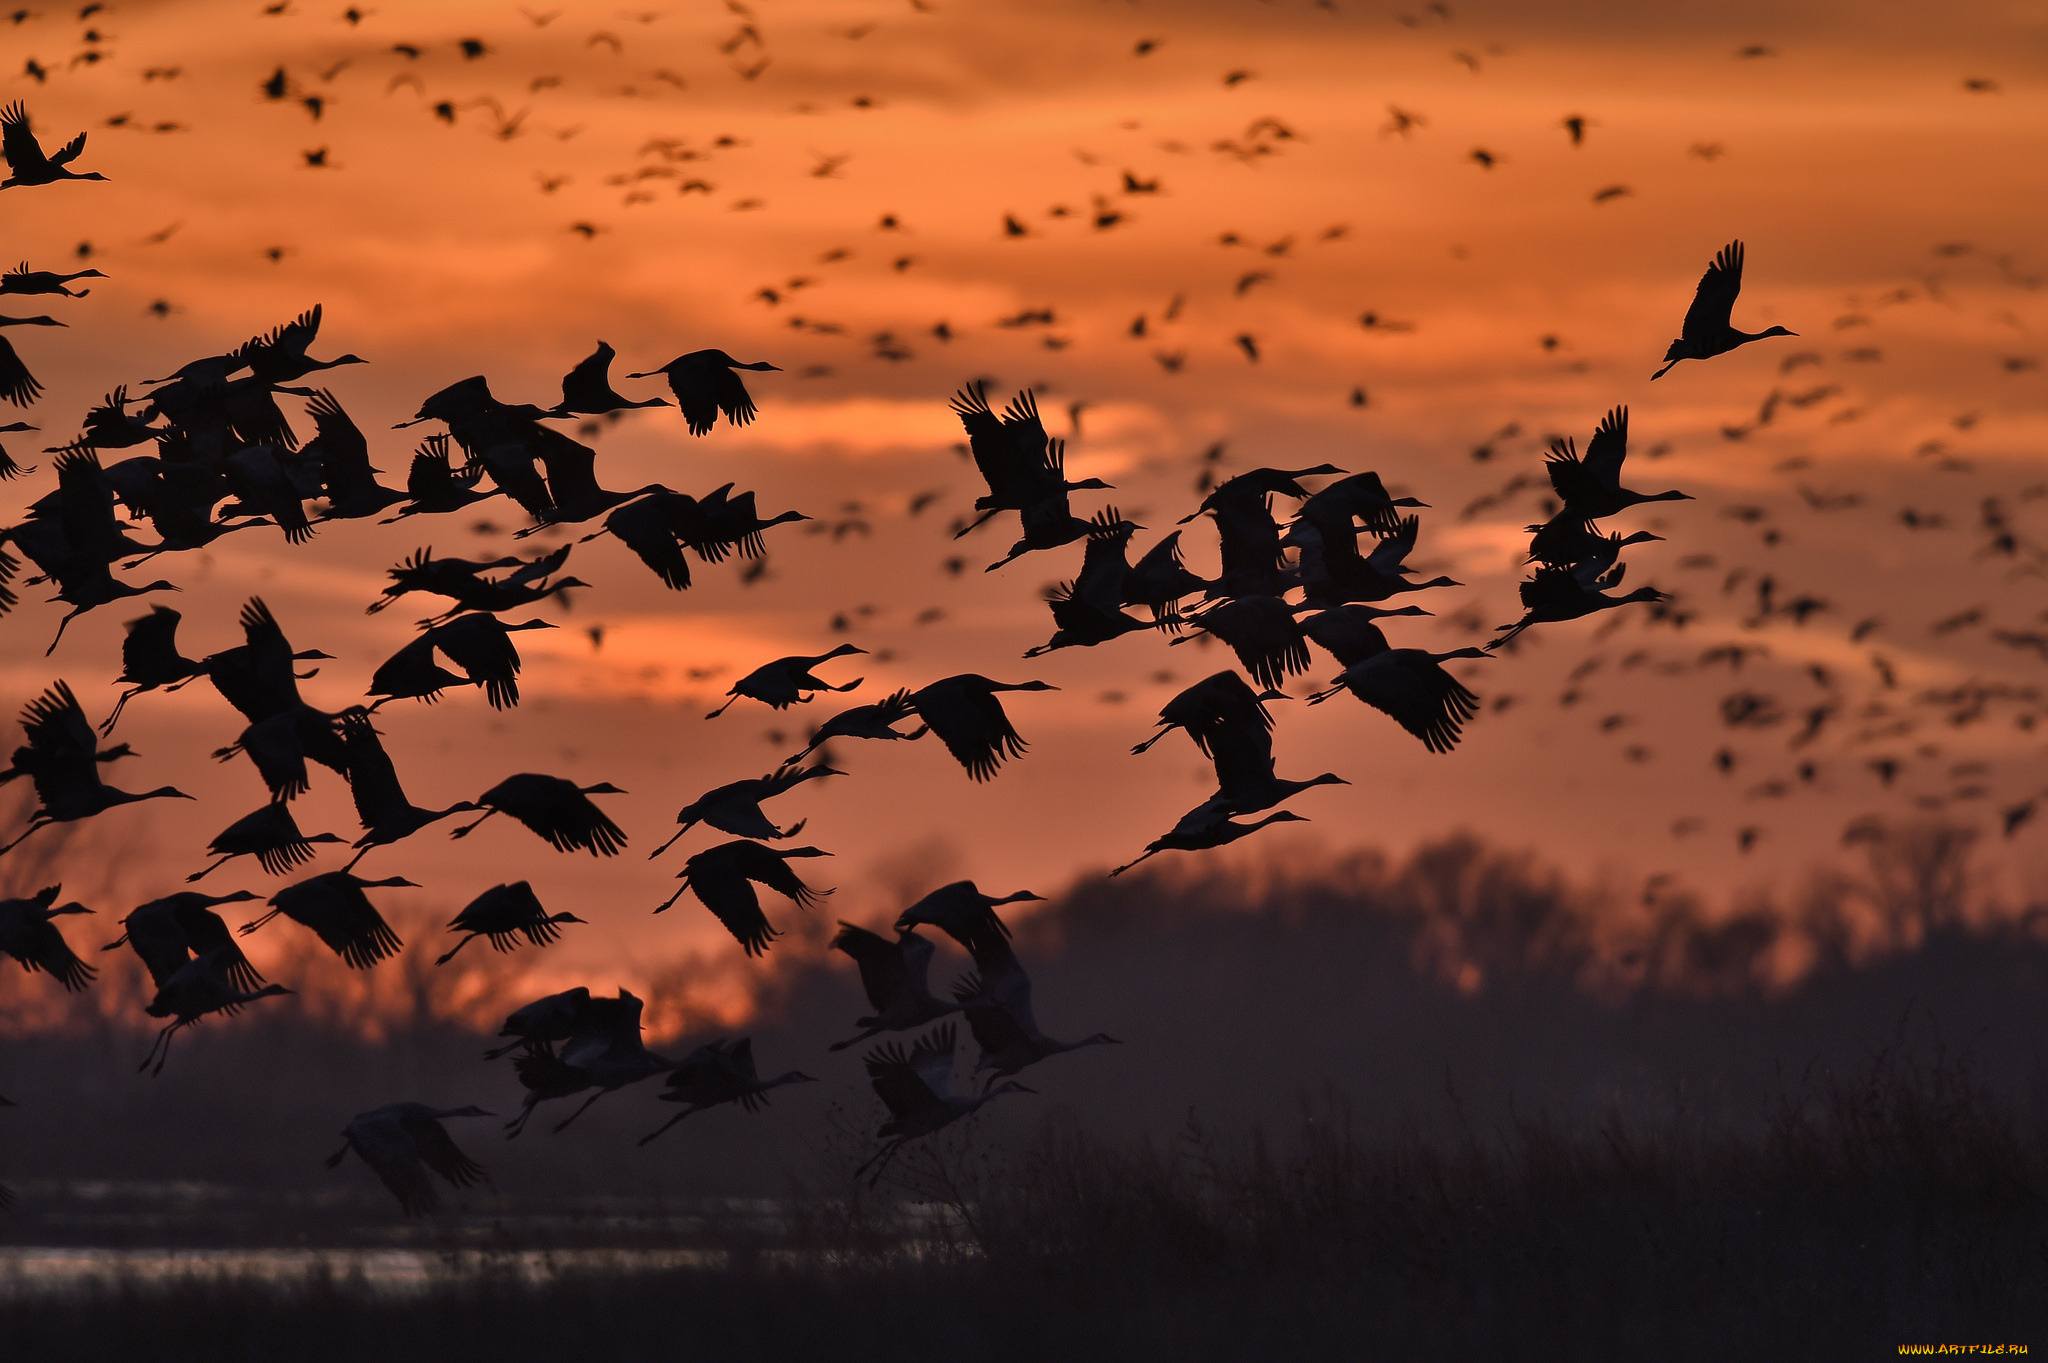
left=1680, top=240, right=1744, bottom=344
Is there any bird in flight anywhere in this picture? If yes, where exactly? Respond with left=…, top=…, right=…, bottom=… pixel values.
left=2, top=101, right=108, bottom=187
left=1652, top=240, right=1796, bottom=379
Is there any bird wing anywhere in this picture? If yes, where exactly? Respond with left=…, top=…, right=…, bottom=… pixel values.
left=20, top=680, right=98, bottom=766
left=1681, top=240, right=1744, bottom=343
left=1581, top=406, right=1629, bottom=485
left=712, top=366, right=760, bottom=427
left=1337, top=653, right=1480, bottom=754
left=346, top=1112, right=440, bottom=1215
left=863, top=1038, right=940, bottom=1120
left=831, top=922, right=912, bottom=1010
left=400, top=1109, right=487, bottom=1189
left=1363, top=514, right=1420, bottom=574
left=912, top=680, right=1025, bottom=782
left=173, top=904, right=266, bottom=993
left=685, top=853, right=776, bottom=955
left=304, top=390, right=377, bottom=498
left=121, top=903, right=200, bottom=989
left=1, top=103, right=49, bottom=176
left=119, top=606, right=187, bottom=682
left=235, top=713, right=313, bottom=802
left=483, top=774, right=626, bottom=855
left=428, top=616, right=523, bottom=709
left=340, top=711, right=412, bottom=831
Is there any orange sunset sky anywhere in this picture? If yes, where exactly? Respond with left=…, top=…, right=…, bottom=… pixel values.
left=1, top=0, right=2045, bottom=1020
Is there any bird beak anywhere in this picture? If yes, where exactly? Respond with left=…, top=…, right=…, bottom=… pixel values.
left=392, top=417, right=431, bottom=429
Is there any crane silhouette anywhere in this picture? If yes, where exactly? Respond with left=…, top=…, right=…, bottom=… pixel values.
left=101, top=605, right=207, bottom=733
left=503, top=988, right=671, bottom=1136
left=138, top=948, right=294, bottom=1075
left=894, top=880, right=1038, bottom=957
left=951, top=935, right=1118, bottom=1086
left=436, top=881, right=584, bottom=965
left=650, top=762, right=842, bottom=853
left=105, top=889, right=264, bottom=992
left=904, top=674, right=1057, bottom=781
left=1542, top=408, right=1690, bottom=521
left=1111, top=807, right=1309, bottom=876
left=1, top=101, right=109, bottom=187
left=0, top=884, right=96, bottom=991
left=450, top=772, right=628, bottom=855
left=326, top=1103, right=492, bottom=1215
left=338, top=709, right=483, bottom=867
left=636, top=1037, right=816, bottom=1145
left=239, top=870, right=415, bottom=970
left=1652, top=240, right=1795, bottom=379
left=852, top=1023, right=1033, bottom=1185
left=625, top=349, right=780, bottom=435
left=827, top=922, right=958, bottom=1050
left=189, top=802, right=348, bottom=881
left=0, top=681, right=192, bottom=853
left=548, top=341, right=670, bottom=417
left=784, top=688, right=927, bottom=764
left=655, top=839, right=833, bottom=956
left=705, top=644, right=866, bottom=717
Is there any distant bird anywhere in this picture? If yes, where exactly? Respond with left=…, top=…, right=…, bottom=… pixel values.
left=0, top=884, right=95, bottom=991
left=829, top=922, right=960, bottom=1053
left=904, top=674, right=1056, bottom=781
left=437, top=881, right=583, bottom=964
left=853, top=1023, right=1032, bottom=1185
left=189, top=802, right=347, bottom=881
left=894, top=882, right=1036, bottom=960
left=637, top=1037, right=816, bottom=1145
left=650, top=763, right=842, bottom=853
left=705, top=644, right=865, bottom=717
left=548, top=341, right=670, bottom=417
left=1652, top=241, right=1796, bottom=380
left=1111, top=807, right=1309, bottom=877
left=450, top=773, right=627, bottom=855
left=784, top=688, right=927, bottom=764
left=0, top=682, right=192, bottom=853
left=325, top=1103, right=492, bottom=1215
left=239, top=870, right=414, bottom=969
left=1, top=101, right=109, bottom=186
left=626, top=350, right=779, bottom=435
left=655, top=840, right=832, bottom=956
left=104, top=889, right=264, bottom=991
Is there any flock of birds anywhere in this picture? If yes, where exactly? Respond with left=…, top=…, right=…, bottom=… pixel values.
left=0, top=84, right=1808, bottom=1215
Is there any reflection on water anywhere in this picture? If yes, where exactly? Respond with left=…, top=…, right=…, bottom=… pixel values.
left=0, top=1180, right=970, bottom=1295
left=0, top=1245, right=727, bottom=1297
